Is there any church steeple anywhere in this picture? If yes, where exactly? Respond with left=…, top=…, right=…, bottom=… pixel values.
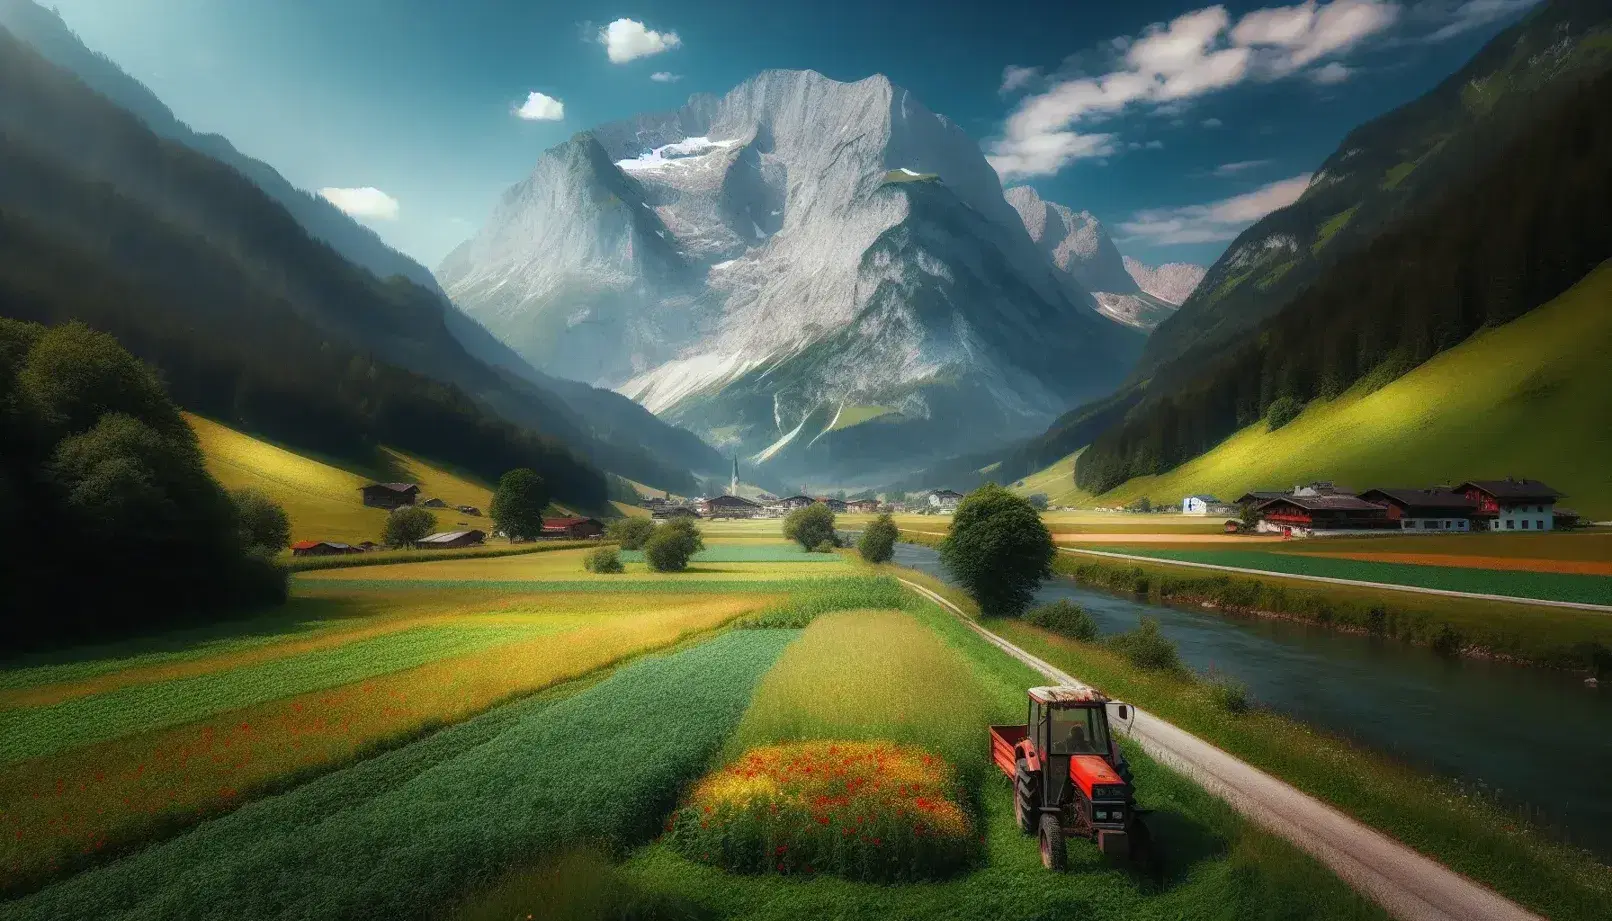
left=730, top=455, right=739, bottom=496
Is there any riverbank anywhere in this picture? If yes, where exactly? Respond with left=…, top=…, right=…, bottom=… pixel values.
left=885, top=563, right=1612, bottom=921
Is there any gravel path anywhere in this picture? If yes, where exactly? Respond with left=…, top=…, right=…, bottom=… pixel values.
left=897, top=577, right=1544, bottom=921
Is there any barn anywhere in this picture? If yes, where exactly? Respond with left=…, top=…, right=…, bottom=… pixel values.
left=359, top=483, right=420, bottom=509
left=541, top=517, right=605, bottom=539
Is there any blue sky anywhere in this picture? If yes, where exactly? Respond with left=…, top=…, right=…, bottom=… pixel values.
left=48, top=0, right=1538, bottom=268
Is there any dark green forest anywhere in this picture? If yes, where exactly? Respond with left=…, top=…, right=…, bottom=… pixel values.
left=1076, top=67, right=1612, bottom=493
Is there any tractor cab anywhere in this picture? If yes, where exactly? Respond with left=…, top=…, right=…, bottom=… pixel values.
left=989, top=686, right=1150, bottom=870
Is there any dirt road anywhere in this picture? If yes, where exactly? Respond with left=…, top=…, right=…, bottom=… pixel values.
left=897, top=578, right=1544, bottom=921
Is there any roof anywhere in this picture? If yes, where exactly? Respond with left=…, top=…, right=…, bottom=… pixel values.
left=1029, top=685, right=1110, bottom=705
left=361, top=482, right=419, bottom=494
left=542, top=517, right=601, bottom=527
left=1236, top=491, right=1287, bottom=503
left=1458, top=479, right=1564, bottom=501
left=707, top=495, right=760, bottom=506
left=780, top=495, right=815, bottom=503
left=1259, top=495, right=1387, bottom=512
left=418, top=530, right=485, bottom=544
left=1359, top=488, right=1478, bottom=511
left=292, top=540, right=353, bottom=550
left=929, top=489, right=964, bottom=498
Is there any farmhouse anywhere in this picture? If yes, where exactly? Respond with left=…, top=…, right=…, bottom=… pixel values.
left=703, top=495, right=763, bottom=518
left=417, top=530, right=486, bottom=549
left=290, top=540, right=361, bottom=557
left=1358, top=488, right=1478, bottom=531
left=1458, top=479, right=1564, bottom=531
left=846, top=498, right=881, bottom=514
left=652, top=506, right=701, bottom=520
left=1254, top=494, right=1392, bottom=537
left=926, top=489, right=964, bottom=511
left=421, top=497, right=449, bottom=509
left=815, top=497, right=849, bottom=513
left=359, top=483, right=420, bottom=509
left=1182, top=494, right=1234, bottom=516
left=541, top=517, right=605, bottom=539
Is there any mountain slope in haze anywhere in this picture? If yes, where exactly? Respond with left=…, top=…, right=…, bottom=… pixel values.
left=0, top=0, right=723, bottom=489
left=1075, top=55, right=1612, bottom=495
left=1123, top=257, right=1206, bottom=306
left=1089, top=262, right=1612, bottom=519
left=441, top=70, right=1143, bottom=483
left=1138, top=0, right=1612, bottom=377
left=1003, top=186, right=1179, bottom=332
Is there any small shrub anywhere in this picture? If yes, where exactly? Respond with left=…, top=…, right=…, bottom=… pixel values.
left=605, top=516, right=656, bottom=550
left=1025, top=600, right=1097, bottom=641
left=1366, top=604, right=1389, bottom=636
left=783, top=503, right=837, bottom=550
left=1430, top=623, right=1465, bottom=658
left=1105, top=617, right=1182, bottom=672
left=1264, top=395, right=1303, bottom=430
left=644, top=518, right=703, bottom=572
left=582, top=546, right=623, bottom=573
left=382, top=505, right=436, bottom=548
left=1205, top=670, right=1251, bottom=714
left=857, top=512, right=898, bottom=563
left=812, top=539, right=837, bottom=554
left=1026, top=493, right=1049, bottom=510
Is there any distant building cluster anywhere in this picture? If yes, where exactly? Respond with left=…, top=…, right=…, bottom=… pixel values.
left=287, top=482, right=604, bottom=554
left=1208, top=478, right=1573, bottom=538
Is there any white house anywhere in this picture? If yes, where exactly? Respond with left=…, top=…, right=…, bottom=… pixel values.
left=1457, top=479, right=1564, bottom=531
left=927, top=489, right=964, bottom=512
left=1182, top=495, right=1220, bottom=516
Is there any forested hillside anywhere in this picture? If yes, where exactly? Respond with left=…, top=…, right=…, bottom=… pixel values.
left=1137, top=0, right=1612, bottom=376
left=0, top=28, right=698, bottom=503
left=1076, top=65, right=1612, bottom=493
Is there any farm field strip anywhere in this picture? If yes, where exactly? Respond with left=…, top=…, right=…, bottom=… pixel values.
left=295, top=549, right=855, bottom=583
left=1287, top=551, right=1612, bottom=577
left=1272, top=532, right=1612, bottom=561
left=618, top=544, right=842, bottom=563
left=1, top=631, right=798, bottom=921
left=0, top=597, right=769, bottom=891
left=0, top=595, right=618, bottom=708
left=0, top=623, right=568, bottom=763
left=1104, top=548, right=1612, bottom=606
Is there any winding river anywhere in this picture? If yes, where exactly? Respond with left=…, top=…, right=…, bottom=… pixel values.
left=889, top=541, right=1612, bottom=860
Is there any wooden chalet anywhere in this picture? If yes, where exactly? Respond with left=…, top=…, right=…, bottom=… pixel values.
left=359, top=483, right=420, bottom=509
left=290, top=540, right=362, bottom=557
left=777, top=495, right=816, bottom=510
left=703, top=495, right=763, bottom=518
left=421, top=497, right=450, bottom=509
left=1357, top=489, right=1478, bottom=531
left=846, top=499, right=881, bottom=514
left=815, top=497, right=849, bottom=513
left=1457, top=479, right=1564, bottom=531
left=652, top=506, right=701, bottom=520
left=1254, top=494, right=1391, bottom=537
left=417, top=530, right=487, bottom=549
left=541, top=517, right=605, bottom=539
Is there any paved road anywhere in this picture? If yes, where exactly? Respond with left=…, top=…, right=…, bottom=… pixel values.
left=1060, top=546, right=1612, bottom=614
left=896, top=577, right=1544, bottom=921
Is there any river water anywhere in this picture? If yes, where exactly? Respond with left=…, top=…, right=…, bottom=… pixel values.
left=888, top=541, right=1612, bottom=860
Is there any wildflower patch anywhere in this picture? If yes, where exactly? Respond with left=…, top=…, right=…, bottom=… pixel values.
left=667, top=741, right=977, bottom=882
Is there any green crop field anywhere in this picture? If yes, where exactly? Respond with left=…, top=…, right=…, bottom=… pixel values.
left=1107, top=547, right=1612, bottom=606
left=1089, top=263, right=1612, bottom=519
left=618, top=543, right=842, bottom=563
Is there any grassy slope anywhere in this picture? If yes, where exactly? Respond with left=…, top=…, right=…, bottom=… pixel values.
left=1094, top=263, right=1612, bottom=517
left=190, top=413, right=499, bottom=544
left=1010, top=449, right=1095, bottom=506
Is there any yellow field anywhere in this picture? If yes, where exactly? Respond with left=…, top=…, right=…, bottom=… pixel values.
left=189, top=414, right=498, bottom=545
left=296, top=545, right=856, bottom=584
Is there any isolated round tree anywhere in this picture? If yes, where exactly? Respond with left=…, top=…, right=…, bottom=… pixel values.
left=490, top=468, right=549, bottom=541
left=644, top=518, right=704, bottom=572
left=939, top=484, right=1053, bottom=617
left=783, top=503, right=836, bottom=550
left=232, top=488, right=291, bottom=553
left=858, top=512, right=898, bottom=564
left=383, top=505, right=436, bottom=548
left=606, top=516, right=656, bottom=550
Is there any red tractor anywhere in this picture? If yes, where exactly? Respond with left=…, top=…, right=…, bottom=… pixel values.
left=990, top=685, right=1152, bottom=870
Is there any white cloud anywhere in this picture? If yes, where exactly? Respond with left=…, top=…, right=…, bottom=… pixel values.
left=1420, top=0, right=1539, bottom=41
left=1202, top=116, right=1224, bottom=127
left=1311, top=60, right=1353, bottom=82
left=598, top=18, right=681, bottom=63
left=988, top=1, right=1399, bottom=178
left=999, top=64, right=1041, bottom=94
left=650, top=71, right=682, bottom=83
left=513, top=91, right=565, bottom=121
left=1213, top=158, right=1272, bottom=175
left=1118, top=173, right=1311, bottom=244
left=318, top=187, right=399, bottom=221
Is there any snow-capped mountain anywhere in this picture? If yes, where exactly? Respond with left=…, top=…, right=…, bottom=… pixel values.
left=440, top=70, right=1142, bottom=481
left=1003, top=186, right=1179, bottom=332
left=1123, top=257, right=1207, bottom=306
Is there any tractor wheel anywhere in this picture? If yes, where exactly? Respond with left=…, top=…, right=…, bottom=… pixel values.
left=1013, top=762, right=1035, bottom=835
left=1038, top=814, right=1068, bottom=871
left=1128, top=814, right=1157, bottom=874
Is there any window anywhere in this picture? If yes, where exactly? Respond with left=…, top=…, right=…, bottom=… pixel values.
left=1538, top=520, right=1545, bottom=530
left=1049, top=706, right=1111, bottom=756
left=1522, top=520, right=1529, bottom=530
left=1507, top=520, right=1515, bottom=529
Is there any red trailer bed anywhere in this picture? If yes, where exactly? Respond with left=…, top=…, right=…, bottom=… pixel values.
left=990, top=724, right=1027, bottom=777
